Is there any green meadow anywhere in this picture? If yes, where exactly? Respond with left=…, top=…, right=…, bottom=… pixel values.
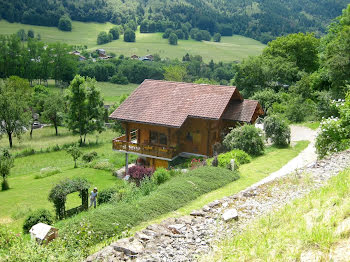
left=0, top=20, right=265, bottom=62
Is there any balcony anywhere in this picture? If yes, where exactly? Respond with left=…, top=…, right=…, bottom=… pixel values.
left=112, top=133, right=178, bottom=160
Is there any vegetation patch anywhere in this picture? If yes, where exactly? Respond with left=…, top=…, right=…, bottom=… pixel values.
left=204, top=169, right=350, bottom=261
left=35, top=167, right=62, bottom=179
left=58, top=167, right=239, bottom=245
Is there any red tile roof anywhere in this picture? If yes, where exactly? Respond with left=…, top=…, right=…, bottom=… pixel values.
left=109, top=79, right=261, bottom=127
left=222, top=99, right=262, bottom=123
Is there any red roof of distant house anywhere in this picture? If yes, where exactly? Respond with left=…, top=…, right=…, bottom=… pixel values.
left=222, top=99, right=263, bottom=122
left=109, top=79, right=261, bottom=128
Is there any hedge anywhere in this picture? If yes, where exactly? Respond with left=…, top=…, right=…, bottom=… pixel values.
left=59, top=167, right=239, bottom=243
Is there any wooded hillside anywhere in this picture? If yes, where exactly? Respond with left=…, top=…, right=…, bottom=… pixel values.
left=0, top=0, right=348, bottom=43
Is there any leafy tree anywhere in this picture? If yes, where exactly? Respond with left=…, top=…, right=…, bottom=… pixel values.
left=66, top=145, right=82, bottom=168
left=263, top=115, right=291, bottom=146
left=97, top=32, right=110, bottom=45
left=124, top=29, right=136, bottom=42
left=42, top=92, right=65, bottom=136
left=65, top=75, right=105, bottom=145
left=168, top=33, right=178, bottom=45
left=213, top=33, right=221, bottom=42
left=58, top=15, right=72, bottom=31
left=163, top=28, right=173, bottom=39
left=164, top=65, right=187, bottom=81
left=0, top=149, right=14, bottom=191
left=0, top=77, right=32, bottom=148
left=16, top=29, right=27, bottom=41
left=175, top=29, right=184, bottom=39
left=263, top=33, right=320, bottom=73
left=109, top=27, right=119, bottom=40
left=27, top=29, right=34, bottom=39
left=140, top=20, right=149, bottom=33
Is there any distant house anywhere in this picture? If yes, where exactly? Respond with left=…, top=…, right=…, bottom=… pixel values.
left=96, top=49, right=106, bottom=55
left=144, top=54, right=154, bottom=61
left=69, top=50, right=86, bottom=61
left=110, top=79, right=263, bottom=170
left=131, top=54, right=139, bottom=59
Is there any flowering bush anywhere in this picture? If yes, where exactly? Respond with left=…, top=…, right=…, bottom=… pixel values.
left=128, top=166, right=154, bottom=185
left=190, top=158, right=204, bottom=170
left=315, top=117, right=348, bottom=158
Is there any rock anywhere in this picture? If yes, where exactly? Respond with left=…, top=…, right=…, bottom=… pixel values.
left=335, top=217, right=350, bottom=236
left=300, top=250, right=324, bottom=262
left=329, top=239, right=350, bottom=262
left=146, top=224, right=172, bottom=236
left=190, top=210, right=206, bottom=217
left=112, top=238, right=144, bottom=256
left=135, top=232, right=152, bottom=241
left=176, top=216, right=193, bottom=225
left=202, top=205, right=211, bottom=212
left=222, top=209, right=238, bottom=222
left=168, top=224, right=186, bottom=234
left=208, top=200, right=221, bottom=208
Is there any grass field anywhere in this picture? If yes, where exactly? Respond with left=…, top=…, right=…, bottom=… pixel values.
left=0, top=20, right=265, bottom=62
left=0, top=127, right=135, bottom=232
left=203, top=168, right=350, bottom=261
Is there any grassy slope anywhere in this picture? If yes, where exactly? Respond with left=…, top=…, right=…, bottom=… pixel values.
left=205, top=168, right=350, bottom=261
left=0, top=20, right=265, bottom=62
left=0, top=127, right=129, bottom=232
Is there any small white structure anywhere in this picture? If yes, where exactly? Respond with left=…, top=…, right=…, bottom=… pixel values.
left=29, top=223, right=58, bottom=244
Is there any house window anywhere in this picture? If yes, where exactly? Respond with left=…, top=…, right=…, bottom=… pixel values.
left=186, top=132, right=193, bottom=142
left=150, top=131, right=167, bottom=145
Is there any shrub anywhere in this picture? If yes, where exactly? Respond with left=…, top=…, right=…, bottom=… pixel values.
left=23, top=209, right=55, bottom=232
left=124, top=29, right=136, bottom=42
left=97, top=187, right=118, bottom=205
left=35, top=167, right=61, bottom=179
left=110, top=73, right=129, bottom=85
left=152, top=168, right=170, bottom=185
left=217, top=149, right=251, bottom=169
left=128, top=166, right=154, bottom=184
left=60, top=167, right=239, bottom=244
left=58, top=15, right=72, bottom=31
left=91, top=159, right=114, bottom=171
left=82, top=151, right=98, bottom=163
left=315, top=117, right=348, bottom=158
left=97, top=31, right=110, bottom=45
left=213, top=33, right=221, bottom=42
left=139, top=177, right=158, bottom=196
left=223, top=125, right=265, bottom=155
left=264, top=115, right=291, bottom=146
left=109, top=27, right=120, bottom=40
left=168, top=33, right=178, bottom=45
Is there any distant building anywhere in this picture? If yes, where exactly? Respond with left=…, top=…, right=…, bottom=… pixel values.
left=131, top=54, right=139, bottom=59
left=96, top=49, right=106, bottom=55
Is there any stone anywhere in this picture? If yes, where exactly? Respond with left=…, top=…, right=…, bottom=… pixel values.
left=176, top=215, right=193, bottom=225
left=146, top=224, right=172, bottom=236
left=135, top=232, right=152, bottom=241
left=329, top=239, right=350, bottom=262
left=168, top=224, right=186, bottom=234
left=335, top=217, right=350, bottom=236
left=300, top=250, right=324, bottom=262
left=112, top=238, right=144, bottom=256
left=208, top=200, right=221, bottom=208
left=190, top=210, right=206, bottom=217
left=222, top=209, right=238, bottom=222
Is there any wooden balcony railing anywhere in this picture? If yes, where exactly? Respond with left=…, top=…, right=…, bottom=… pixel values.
left=112, top=136, right=177, bottom=160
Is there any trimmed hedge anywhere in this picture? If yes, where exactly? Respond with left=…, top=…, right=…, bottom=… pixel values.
left=60, top=167, right=239, bottom=243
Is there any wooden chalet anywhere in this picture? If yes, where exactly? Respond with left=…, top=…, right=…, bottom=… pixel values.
left=109, top=79, right=263, bottom=172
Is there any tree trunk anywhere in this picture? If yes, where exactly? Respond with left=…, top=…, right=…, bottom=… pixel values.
left=54, top=122, right=58, bottom=136
left=8, top=132, right=13, bottom=148
left=83, top=134, right=86, bottom=144
left=30, top=124, right=33, bottom=139
left=74, top=160, right=77, bottom=168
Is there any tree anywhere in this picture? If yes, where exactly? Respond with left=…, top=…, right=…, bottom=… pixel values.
left=164, top=65, right=187, bottom=82
left=42, top=92, right=65, bottom=136
left=263, top=33, right=320, bottom=73
left=97, top=32, right=110, bottom=45
left=0, top=77, right=32, bottom=148
left=213, top=33, right=221, bottom=42
left=124, top=29, right=136, bottom=42
left=163, top=28, right=173, bottom=39
left=16, top=29, right=27, bottom=41
left=168, top=33, right=178, bottom=45
left=0, top=149, right=14, bottom=191
left=66, top=145, right=82, bottom=168
left=65, top=75, right=105, bottom=145
left=263, top=115, right=291, bottom=146
left=27, top=29, right=34, bottom=39
left=58, top=15, right=72, bottom=31
left=109, top=27, right=119, bottom=40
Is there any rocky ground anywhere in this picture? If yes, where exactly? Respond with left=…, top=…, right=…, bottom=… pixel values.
left=87, top=147, right=350, bottom=262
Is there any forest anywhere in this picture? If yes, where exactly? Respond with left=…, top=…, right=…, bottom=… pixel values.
left=0, top=0, right=348, bottom=43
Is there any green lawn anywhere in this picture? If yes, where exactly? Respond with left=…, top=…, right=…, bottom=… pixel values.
left=203, top=168, right=350, bottom=261
left=0, top=20, right=265, bottom=62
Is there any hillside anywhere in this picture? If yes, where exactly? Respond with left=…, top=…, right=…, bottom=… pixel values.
left=0, top=20, right=265, bottom=62
left=0, top=0, right=348, bottom=43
